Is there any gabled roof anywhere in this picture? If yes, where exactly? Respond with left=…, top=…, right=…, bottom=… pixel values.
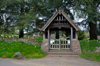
left=41, top=7, right=81, bottom=31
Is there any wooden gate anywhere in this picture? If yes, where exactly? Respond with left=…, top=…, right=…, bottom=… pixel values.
left=50, top=39, right=70, bottom=50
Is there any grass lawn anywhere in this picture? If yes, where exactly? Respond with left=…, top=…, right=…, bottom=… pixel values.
left=80, top=39, right=100, bottom=61
left=80, top=52, right=100, bottom=61
left=0, top=40, right=45, bottom=58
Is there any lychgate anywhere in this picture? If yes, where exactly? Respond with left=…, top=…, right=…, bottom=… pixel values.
left=41, top=8, right=81, bottom=54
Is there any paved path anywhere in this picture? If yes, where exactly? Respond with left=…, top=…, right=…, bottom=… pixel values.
left=0, top=56, right=100, bottom=66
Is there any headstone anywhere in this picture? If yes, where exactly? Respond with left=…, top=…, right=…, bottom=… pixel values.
left=37, top=32, right=40, bottom=36
left=97, top=36, right=100, bottom=39
left=14, top=36, right=18, bottom=40
left=13, top=52, right=25, bottom=59
left=13, top=52, right=21, bottom=56
left=95, top=47, right=100, bottom=52
left=33, top=34, right=36, bottom=39
left=51, top=34, right=56, bottom=39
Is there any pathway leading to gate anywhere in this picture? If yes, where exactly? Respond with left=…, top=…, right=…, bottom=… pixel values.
left=0, top=56, right=100, bottom=66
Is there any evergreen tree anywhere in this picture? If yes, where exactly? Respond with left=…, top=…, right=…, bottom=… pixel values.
left=0, top=0, right=38, bottom=38
left=1, top=0, right=75, bottom=38
left=75, top=0, right=100, bottom=40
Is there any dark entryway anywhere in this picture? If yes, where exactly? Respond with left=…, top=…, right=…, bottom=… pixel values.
left=50, top=28, right=71, bottom=50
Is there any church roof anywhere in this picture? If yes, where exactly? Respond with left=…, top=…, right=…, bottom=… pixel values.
left=41, top=8, right=81, bottom=31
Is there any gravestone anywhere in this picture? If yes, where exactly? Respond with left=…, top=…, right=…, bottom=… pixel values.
left=33, top=34, right=36, bottom=39
left=97, top=36, right=100, bottom=39
left=95, top=47, right=100, bottom=52
left=51, top=34, right=56, bottom=39
left=97, top=36, right=100, bottom=43
left=37, top=32, right=40, bottom=36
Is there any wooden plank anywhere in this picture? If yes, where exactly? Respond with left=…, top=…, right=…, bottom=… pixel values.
left=54, top=20, right=66, bottom=21
left=59, top=39, right=60, bottom=50
left=48, top=24, right=71, bottom=29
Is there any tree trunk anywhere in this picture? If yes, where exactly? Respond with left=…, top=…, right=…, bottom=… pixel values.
left=19, top=28, right=24, bottom=38
left=19, top=7, right=24, bottom=38
left=89, top=22, right=97, bottom=40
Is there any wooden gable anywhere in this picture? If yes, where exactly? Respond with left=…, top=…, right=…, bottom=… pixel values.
left=41, top=8, right=81, bottom=31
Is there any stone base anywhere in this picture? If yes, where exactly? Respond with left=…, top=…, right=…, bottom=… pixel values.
left=72, top=40, right=81, bottom=54
left=41, top=39, right=49, bottom=53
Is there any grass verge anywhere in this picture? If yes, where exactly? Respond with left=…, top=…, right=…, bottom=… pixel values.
left=80, top=39, right=100, bottom=61
left=0, top=40, right=45, bottom=58
left=80, top=52, right=100, bottom=61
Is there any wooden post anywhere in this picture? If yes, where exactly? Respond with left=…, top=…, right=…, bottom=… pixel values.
left=59, top=39, right=61, bottom=50
left=71, top=27, right=73, bottom=40
left=48, top=29, right=50, bottom=49
left=70, top=27, right=73, bottom=50
left=43, top=32, right=45, bottom=40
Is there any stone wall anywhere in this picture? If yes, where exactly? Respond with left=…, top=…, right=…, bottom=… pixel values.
left=72, top=40, right=81, bottom=54
left=41, top=39, right=49, bottom=53
left=0, top=37, right=41, bottom=46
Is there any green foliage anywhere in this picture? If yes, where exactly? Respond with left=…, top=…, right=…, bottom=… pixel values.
left=97, top=30, right=100, bottom=35
left=80, top=39, right=100, bottom=61
left=36, top=36, right=43, bottom=43
left=98, top=39, right=100, bottom=42
left=75, top=0, right=100, bottom=22
left=0, top=40, right=45, bottom=58
left=75, top=0, right=100, bottom=40
left=80, top=39, right=100, bottom=52
left=1, top=0, right=76, bottom=38
left=80, top=52, right=100, bottom=61
left=77, top=31, right=86, bottom=40
left=84, top=31, right=89, bottom=38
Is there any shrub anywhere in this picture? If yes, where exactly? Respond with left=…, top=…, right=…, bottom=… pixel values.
left=80, top=39, right=100, bottom=61
left=98, top=39, right=100, bottom=42
left=97, top=29, right=100, bottom=35
left=0, top=40, right=45, bottom=58
left=36, top=36, right=43, bottom=43
left=77, top=31, right=86, bottom=40
left=80, top=39, right=100, bottom=52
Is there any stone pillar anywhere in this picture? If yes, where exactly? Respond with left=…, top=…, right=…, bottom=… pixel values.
left=41, top=39, right=49, bottom=53
left=72, top=40, right=81, bottom=54
left=75, top=31, right=78, bottom=40
left=43, top=32, right=45, bottom=40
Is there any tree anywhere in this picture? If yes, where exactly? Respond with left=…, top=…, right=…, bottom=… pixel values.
left=75, top=0, right=100, bottom=40
left=77, top=31, right=86, bottom=40
left=1, top=0, right=38, bottom=38
left=0, top=0, right=78, bottom=38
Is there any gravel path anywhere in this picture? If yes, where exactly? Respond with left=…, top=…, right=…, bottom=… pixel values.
left=0, top=56, right=100, bottom=66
